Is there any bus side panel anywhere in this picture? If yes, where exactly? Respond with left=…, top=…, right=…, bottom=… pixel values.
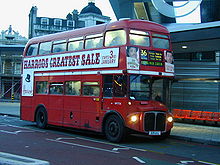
left=47, top=75, right=65, bottom=126
left=33, top=95, right=49, bottom=118
left=21, top=97, right=35, bottom=121
left=80, top=75, right=102, bottom=132
left=47, top=95, right=64, bottom=126
left=63, top=96, right=81, bottom=128
left=81, top=97, right=102, bottom=131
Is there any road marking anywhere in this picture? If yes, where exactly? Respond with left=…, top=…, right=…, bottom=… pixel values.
left=8, top=124, right=46, bottom=133
left=55, top=137, right=76, bottom=141
left=180, top=161, right=194, bottom=164
left=198, top=161, right=219, bottom=165
left=75, top=136, right=149, bottom=152
left=0, top=152, right=50, bottom=165
left=132, top=157, right=146, bottom=164
left=112, top=147, right=130, bottom=151
left=0, top=130, right=34, bottom=135
left=47, top=138, right=119, bottom=154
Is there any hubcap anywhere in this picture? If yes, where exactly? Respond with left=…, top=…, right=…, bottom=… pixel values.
left=39, top=112, right=44, bottom=123
left=109, top=121, right=119, bottom=137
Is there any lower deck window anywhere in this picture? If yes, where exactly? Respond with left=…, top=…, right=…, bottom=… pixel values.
left=65, top=81, right=81, bottom=95
left=82, top=82, right=100, bottom=96
left=49, top=82, right=63, bottom=95
left=36, top=81, right=48, bottom=94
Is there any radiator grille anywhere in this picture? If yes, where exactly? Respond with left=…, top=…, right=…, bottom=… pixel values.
left=144, top=112, right=166, bottom=131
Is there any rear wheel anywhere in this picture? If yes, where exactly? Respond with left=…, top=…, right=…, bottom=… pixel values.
left=36, top=107, right=48, bottom=129
left=104, top=115, right=126, bottom=143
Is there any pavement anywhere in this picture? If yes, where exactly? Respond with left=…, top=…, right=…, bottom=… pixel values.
left=0, top=101, right=219, bottom=146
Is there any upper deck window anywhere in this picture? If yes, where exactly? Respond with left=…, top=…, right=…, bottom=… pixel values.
left=129, top=30, right=150, bottom=47
left=152, top=33, right=170, bottom=49
left=68, top=37, right=84, bottom=51
left=105, top=29, right=126, bottom=47
left=39, top=41, right=52, bottom=55
left=52, top=40, right=67, bottom=53
left=26, top=44, right=38, bottom=56
left=85, top=34, right=103, bottom=49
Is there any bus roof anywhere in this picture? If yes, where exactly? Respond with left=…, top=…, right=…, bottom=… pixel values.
left=27, top=19, right=169, bottom=45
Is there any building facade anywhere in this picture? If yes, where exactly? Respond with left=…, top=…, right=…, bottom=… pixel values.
left=0, top=26, right=28, bottom=100
left=29, top=2, right=111, bottom=38
left=168, top=22, right=220, bottom=112
left=109, top=0, right=220, bottom=24
left=109, top=0, right=220, bottom=112
left=0, top=2, right=111, bottom=101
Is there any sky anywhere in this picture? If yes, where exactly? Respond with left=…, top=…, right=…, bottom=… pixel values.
left=0, top=0, right=116, bottom=38
left=0, top=0, right=200, bottom=38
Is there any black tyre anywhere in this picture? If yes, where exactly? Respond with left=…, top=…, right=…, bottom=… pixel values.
left=36, top=107, right=48, bottom=129
left=104, top=115, right=126, bottom=143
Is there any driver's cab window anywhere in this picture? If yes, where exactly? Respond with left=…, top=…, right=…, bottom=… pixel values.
left=103, top=75, right=127, bottom=97
left=152, top=79, right=163, bottom=102
left=152, top=78, right=171, bottom=106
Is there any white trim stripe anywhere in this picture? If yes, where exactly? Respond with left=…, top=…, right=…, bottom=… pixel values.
left=127, top=70, right=174, bottom=77
left=34, top=70, right=174, bottom=77
left=162, top=72, right=174, bottom=76
left=35, top=70, right=123, bottom=77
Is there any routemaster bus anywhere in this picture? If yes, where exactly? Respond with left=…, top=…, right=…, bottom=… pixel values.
left=21, top=19, right=174, bottom=142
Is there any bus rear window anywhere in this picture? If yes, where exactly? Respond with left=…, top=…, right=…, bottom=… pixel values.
left=152, top=33, right=170, bottom=49
left=105, top=29, right=126, bottom=47
left=26, top=44, right=38, bottom=56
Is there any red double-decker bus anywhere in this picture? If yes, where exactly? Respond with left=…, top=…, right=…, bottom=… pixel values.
left=21, top=19, right=174, bottom=142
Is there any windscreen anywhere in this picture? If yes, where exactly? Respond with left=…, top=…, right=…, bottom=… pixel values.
left=129, top=75, right=171, bottom=106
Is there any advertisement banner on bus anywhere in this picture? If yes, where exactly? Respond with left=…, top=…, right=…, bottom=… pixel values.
left=22, top=48, right=119, bottom=96
left=23, top=48, right=119, bottom=72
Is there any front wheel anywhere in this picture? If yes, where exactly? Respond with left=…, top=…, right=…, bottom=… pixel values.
left=36, top=107, right=48, bottom=129
left=104, top=115, right=126, bottom=143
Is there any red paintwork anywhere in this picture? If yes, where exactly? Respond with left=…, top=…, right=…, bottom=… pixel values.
left=21, top=19, right=173, bottom=136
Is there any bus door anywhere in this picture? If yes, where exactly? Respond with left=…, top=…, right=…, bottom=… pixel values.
left=102, top=75, right=127, bottom=115
left=80, top=75, right=102, bottom=131
left=48, top=78, right=64, bottom=126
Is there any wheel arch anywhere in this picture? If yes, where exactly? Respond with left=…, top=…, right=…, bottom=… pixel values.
left=34, top=104, right=47, bottom=122
left=102, top=110, right=125, bottom=134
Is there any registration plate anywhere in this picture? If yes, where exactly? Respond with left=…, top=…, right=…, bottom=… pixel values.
left=149, top=131, right=161, bottom=136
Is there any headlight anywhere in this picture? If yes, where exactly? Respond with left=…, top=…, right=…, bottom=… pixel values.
left=130, top=115, right=138, bottom=123
left=167, top=116, right=173, bottom=123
